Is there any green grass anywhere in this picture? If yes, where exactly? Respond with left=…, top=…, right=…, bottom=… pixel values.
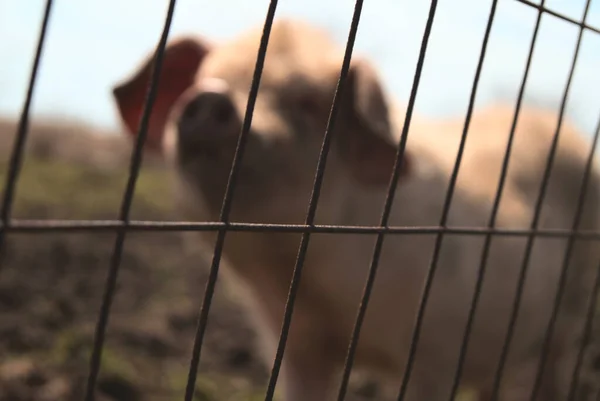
left=49, top=328, right=137, bottom=381
left=0, top=158, right=173, bottom=219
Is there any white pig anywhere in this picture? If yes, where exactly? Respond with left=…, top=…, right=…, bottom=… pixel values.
left=112, top=19, right=600, bottom=401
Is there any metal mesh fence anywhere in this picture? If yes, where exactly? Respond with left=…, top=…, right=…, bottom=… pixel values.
left=2, top=0, right=600, bottom=400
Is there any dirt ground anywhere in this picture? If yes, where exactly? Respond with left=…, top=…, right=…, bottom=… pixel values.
left=0, top=117, right=385, bottom=401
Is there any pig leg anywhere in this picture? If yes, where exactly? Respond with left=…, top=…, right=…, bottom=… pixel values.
left=397, top=356, right=461, bottom=401
left=476, top=354, right=561, bottom=401
left=279, top=347, right=339, bottom=401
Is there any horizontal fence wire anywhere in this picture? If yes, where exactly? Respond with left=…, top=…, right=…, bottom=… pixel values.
left=1, top=220, right=600, bottom=238
left=0, top=0, right=599, bottom=401
left=514, top=0, right=600, bottom=35
left=335, top=1, right=439, bottom=400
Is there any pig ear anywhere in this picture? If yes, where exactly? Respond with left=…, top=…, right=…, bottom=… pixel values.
left=112, top=37, right=210, bottom=153
left=337, top=58, right=410, bottom=188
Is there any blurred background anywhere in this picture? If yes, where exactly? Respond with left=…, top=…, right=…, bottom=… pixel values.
left=0, top=1, right=599, bottom=400
left=3, top=0, right=600, bottom=133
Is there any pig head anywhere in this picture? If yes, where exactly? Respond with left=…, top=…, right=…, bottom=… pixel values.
left=112, top=19, right=408, bottom=227
left=112, top=18, right=416, bottom=401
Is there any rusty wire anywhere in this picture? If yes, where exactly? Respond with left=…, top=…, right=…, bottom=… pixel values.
left=335, top=0, right=439, bottom=399
left=526, top=1, right=595, bottom=398
left=262, top=1, right=368, bottom=399
left=84, top=1, right=181, bottom=400
left=397, top=0, right=501, bottom=398
left=1, top=0, right=599, bottom=400
left=449, top=0, right=547, bottom=397
left=490, top=1, right=594, bottom=399
left=0, top=0, right=54, bottom=263
left=566, top=112, right=600, bottom=401
left=184, top=1, right=280, bottom=400
left=514, top=0, right=600, bottom=35
left=0, top=219, right=600, bottom=238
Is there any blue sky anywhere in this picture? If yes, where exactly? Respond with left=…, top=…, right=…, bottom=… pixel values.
left=1, top=0, right=599, bottom=138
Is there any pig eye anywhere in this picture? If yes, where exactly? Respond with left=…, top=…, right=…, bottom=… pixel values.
left=297, top=95, right=321, bottom=117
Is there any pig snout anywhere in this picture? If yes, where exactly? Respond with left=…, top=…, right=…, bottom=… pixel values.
left=176, top=79, right=239, bottom=147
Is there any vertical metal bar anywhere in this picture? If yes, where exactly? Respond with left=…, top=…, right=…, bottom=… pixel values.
left=262, top=1, right=365, bottom=400
left=527, top=6, right=595, bottom=399
left=397, top=1, right=500, bottom=399
left=335, top=2, right=439, bottom=400
left=446, top=1, right=546, bottom=399
left=183, top=2, right=280, bottom=400
left=84, top=1, right=179, bottom=399
left=489, top=1, right=592, bottom=399
left=0, top=0, right=54, bottom=268
left=567, top=257, right=600, bottom=401
left=567, top=118, right=600, bottom=400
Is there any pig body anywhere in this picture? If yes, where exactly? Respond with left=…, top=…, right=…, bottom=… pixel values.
left=112, top=19, right=600, bottom=400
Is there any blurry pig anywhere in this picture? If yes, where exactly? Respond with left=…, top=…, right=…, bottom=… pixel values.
left=112, top=19, right=600, bottom=401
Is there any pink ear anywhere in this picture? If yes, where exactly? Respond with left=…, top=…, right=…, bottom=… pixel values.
left=338, top=59, right=411, bottom=188
left=112, top=37, right=210, bottom=154
left=343, top=124, right=410, bottom=188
